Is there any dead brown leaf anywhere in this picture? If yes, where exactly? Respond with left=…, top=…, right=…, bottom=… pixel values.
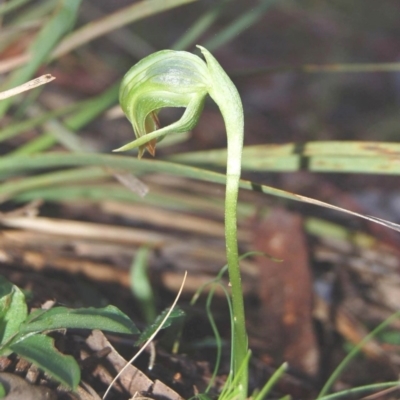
left=252, top=208, right=319, bottom=376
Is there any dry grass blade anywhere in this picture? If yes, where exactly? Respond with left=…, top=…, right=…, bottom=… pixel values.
left=0, top=74, right=55, bottom=100
left=0, top=216, right=167, bottom=247
left=101, top=202, right=227, bottom=238
left=293, top=193, right=400, bottom=233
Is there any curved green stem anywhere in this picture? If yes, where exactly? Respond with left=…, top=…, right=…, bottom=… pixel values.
left=199, top=46, right=247, bottom=397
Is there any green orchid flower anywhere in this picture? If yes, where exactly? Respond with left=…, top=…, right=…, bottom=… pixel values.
left=118, top=49, right=210, bottom=158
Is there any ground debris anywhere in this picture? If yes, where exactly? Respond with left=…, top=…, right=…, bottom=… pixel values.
left=0, top=372, right=56, bottom=400
left=84, top=330, right=182, bottom=400
left=252, top=208, right=319, bottom=377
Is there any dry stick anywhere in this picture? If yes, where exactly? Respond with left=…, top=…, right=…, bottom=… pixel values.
left=102, top=271, right=188, bottom=400
left=0, top=74, right=55, bottom=100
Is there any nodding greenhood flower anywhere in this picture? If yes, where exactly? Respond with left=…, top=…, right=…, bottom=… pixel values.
left=118, top=48, right=210, bottom=158
left=118, top=46, right=248, bottom=399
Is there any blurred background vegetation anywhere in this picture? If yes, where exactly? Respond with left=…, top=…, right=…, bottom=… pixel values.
left=2, top=0, right=400, bottom=398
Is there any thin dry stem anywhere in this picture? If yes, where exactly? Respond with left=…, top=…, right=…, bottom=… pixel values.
left=0, top=74, right=55, bottom=100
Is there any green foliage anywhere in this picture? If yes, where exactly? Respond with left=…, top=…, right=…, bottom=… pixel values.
left=217, top=351, right=251, bottom=400
left=20, top=305, right=138, bottom=335
left=0, top=276, right=28, bottom=346
left=0, top=276, right=138, bottom=390
left=0, top=382, right=5, bottom=398
left=3, top=2, right=400, bottom=399
left=9, top=334, right=80, bottom=389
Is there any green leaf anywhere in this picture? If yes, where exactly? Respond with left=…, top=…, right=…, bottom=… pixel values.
left=135, top=307, right=185, bottom=346
left=22, top=305, right=139, bottom=335
left=0, top=276, right=27, bottom=346
left=9, top=334, right=80, bottom=389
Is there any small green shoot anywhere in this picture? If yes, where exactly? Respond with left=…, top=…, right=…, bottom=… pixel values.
left=203, top=282, right=232, bottom=393
left=252, top=362, right=288, bottom=400
left=218, top=350, right=251, bottom=400
left=130, top=246, right=157, bottom=323
left=0, top=276, right=138, bottom=390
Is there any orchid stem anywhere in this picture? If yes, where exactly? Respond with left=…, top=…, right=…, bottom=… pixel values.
left=199, top=46, right=247, bottom=398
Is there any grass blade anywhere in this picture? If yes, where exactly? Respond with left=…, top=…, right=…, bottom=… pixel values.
left=10, top=82, right=119, bottom=155
left=204, top=0, right=278, bottom=51
left=318, top=381, right=400, bottom=400
left=0, top=153, right=399, bottom=232
left=51, top=0, right=198, bottom=60
left=0, top=0, right=82, bottom=117
left=172, top=0, right=233, bottom=50
left=318, top=311, right=400, bottom=398
left=0, top=100, right=79, bottom=145
left=170, top=141, right=400, bottom=174
left=253, top=362, right=288, bottom=400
